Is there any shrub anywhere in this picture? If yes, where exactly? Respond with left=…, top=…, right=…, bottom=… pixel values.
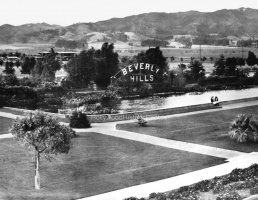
left=39, top=105, right=59, bottom=113
left=8, top=99, right=37, bottom=109
left=216, top=191, right=241, bottom=200
left=250, top=186, right=258, bottom=195
left=194, top=179, right=210, bottom=192
left=0, top=86, right=37, bottom=99
left=0, top=95, right=7, bottom=108
left=229, top=114, right=258, bottom=143
left=69, top=110, right=91, bottom=128
left=0, top=74, right=19, bottom=86
left=36, top=85, right=67, bottom=98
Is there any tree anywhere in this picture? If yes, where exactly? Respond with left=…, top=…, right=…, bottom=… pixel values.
left=229, top=114, right=258, bottom=143
left=21, top=57, right=36, bottom=74
left=210, top=57, right=214, bottom=64
left=186, top=60, right=205, bottom=82
left=31, top=50, right=61, bottom=82
left=65, top=48, right=97, bottom=88
left=136, top=46, right=168, bottom=73
left=225, top=57, right=237, bottom=76
left=3, top=61, right=15, bottom=74
left=213, top=54, right=226, bottom=76
left=236, top=57, right=245, bottom=67
left=246, top=51, right=258, bottom=67
left=94, top=43, right=119, bottom=87
left=10, top=111, right=75, bottom=189
left=42, top=52, right=61, bottom=82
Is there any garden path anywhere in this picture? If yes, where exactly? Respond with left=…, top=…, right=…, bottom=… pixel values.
left=1, top=100, right=258, bottom=200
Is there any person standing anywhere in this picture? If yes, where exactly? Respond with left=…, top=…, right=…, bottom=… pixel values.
left=214, top=96, right=219, bottom=106
left=211, top=96, right=214, bottom=104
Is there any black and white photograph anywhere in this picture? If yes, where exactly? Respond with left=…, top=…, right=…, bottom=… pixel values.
left=1, top=0, right=258, bottom=199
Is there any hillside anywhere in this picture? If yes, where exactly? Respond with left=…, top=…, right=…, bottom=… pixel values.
left=1, top=8, right=258, bottom=45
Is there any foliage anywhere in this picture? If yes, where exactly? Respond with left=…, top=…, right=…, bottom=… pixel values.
left=0, top=86, right=37, bottom=99
left=225, top=57, right=237, bottom=76
left=36, top=85, right=67, bottom=98
left=11, top=110, right=75, bottom=158
left=246, top=51, right=258, bottom=67
left=185, top=60, right=205, bottom=82
left=65, top=49, right=97, bottom=88
left=250, top=186, right=258, bottom=195
left=141, top=39, right=169, bottom=47
left=124, top=164, right=258, bottom=200
left=136, top=46, right=168, bottom=74
left=216, top=191, right=241, bottom=200
left=94, top=43, right=119, bottom=87
left=0, top=74, right=19, bottom=86
left=32, top=49, right=61, bottom=82
left=0, top=95, right=6, bottom=108
left=8, top=99, right=37, bottom=109
left=229, top=114, right=258, bottom=143
left=19, top=76, right=42, bottom=87
left=198, top=76, right=240, bottom=86
left=21, top=56, right=36, bottom=74
left=55, top=38, right=83, bottom=49
left=213, top=54, right=226, bottom=76
left=69, top=110, right=91, bottom=128
left=236, top=57, right=245, bottom=67
left=3, top=61, right=15, bottom=74
left=10, top=111, right=75, bottom=189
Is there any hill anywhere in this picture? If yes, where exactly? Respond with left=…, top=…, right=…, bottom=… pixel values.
left=0, top=8, right=258, bottom=45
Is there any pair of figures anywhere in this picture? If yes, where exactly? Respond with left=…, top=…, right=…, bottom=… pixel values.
left=211, top=96, right=219, bottom=106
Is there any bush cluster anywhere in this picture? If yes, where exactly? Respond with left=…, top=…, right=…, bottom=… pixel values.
left=124, top=164, right=258, bottom=200
left=69, top=110, right=91, bottom=128
left=0, top=86, right=37, bottom=99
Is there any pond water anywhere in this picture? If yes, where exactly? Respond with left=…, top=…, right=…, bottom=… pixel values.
left=112, top=88, right=258, bottom=113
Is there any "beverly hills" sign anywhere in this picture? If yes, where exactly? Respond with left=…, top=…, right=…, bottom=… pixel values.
left=119, top=63, right=161, bottom=82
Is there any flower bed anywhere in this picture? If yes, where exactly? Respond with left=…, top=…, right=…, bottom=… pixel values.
left=124, top=164, right=258, bottom=200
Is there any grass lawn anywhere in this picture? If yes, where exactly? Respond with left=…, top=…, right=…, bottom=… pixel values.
left=0, top=132, right=225, bottom=200
left=117, top=105, right=258, bottom=153
left=0, top=117, right=13, bottom=134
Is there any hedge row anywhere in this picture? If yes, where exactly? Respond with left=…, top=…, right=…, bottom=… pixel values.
left=198, top=76, right=256, bottom=86
left=0, top=85, right=67, bottom=109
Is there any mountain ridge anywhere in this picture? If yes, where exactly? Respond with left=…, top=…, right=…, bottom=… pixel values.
left=1, top=8, right=258, bottom=44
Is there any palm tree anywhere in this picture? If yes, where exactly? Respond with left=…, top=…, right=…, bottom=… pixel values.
left=229, top=114, right=258, bottom=143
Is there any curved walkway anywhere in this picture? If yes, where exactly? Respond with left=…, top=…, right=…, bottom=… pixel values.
left=1, top=100, right=258, bottom=200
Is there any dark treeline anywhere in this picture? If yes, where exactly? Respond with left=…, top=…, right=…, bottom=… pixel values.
left=141, top=39, right=169, bottom=47
left=55, top=39, right=84, bottom=49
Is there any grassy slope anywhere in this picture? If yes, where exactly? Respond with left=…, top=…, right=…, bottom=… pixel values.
left=0, top=132, right=224, bottom=200
left=117, top=105, right=258, bottom=153
left=0, top=117, right=13, bottom=134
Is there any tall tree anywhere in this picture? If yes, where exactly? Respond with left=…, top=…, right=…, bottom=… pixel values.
left=246, top=51, right=258, bottom=67
left=236, top=57, right=245, bottom=67
left=186, top=60, right=205, bottom=82
left=10, top=111, right=75, bottom=189
left=213, top=54, right=226, bottom=76
left=65, top=48, right=97, bottom=88
left=225, top=57, right=237, bottom=76
left=31, top=50, right=61, bottom=82
left=137, top=46, right=168, bottom=72
left=3, top=61, right=15, bottom=74
left=21, top=57, right=36, bottom=74
left=94, top=43, right=119, bottom=87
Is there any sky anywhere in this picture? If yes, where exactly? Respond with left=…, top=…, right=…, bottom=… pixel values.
left=1, top=0, right=258, bottom=26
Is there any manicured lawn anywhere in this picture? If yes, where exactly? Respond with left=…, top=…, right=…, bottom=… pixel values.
left=0, top=132, right=225, bottom=200
left=0, top=117, right=13, bottom=134
left=117, top=105, right=258, bottom=153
